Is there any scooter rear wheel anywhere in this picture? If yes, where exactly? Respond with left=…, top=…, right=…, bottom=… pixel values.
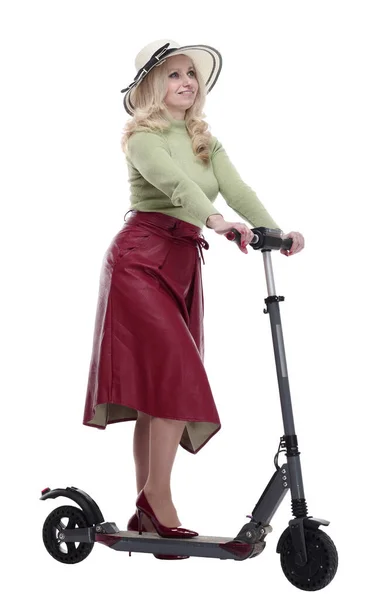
left=42, top=505, right=94, bottom=564
left=279, top=527, right=338, bottom=591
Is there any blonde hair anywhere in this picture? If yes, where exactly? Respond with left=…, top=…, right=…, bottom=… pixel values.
left=120, top=56, right=212, bottom=164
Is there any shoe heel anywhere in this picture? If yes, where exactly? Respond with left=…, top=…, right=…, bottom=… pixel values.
left=135, top=488, right=198, bottom=538
left=137, top=509, right=143, bottom=535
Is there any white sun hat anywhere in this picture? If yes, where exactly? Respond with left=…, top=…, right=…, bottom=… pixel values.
left=120, top=39, right=222, bottom=116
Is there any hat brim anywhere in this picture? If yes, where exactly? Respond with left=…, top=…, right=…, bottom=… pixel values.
left=123, top=44, right=222, bottom=116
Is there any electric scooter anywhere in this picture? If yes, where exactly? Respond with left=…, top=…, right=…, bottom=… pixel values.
left=40, top=227, right=338, bottom=592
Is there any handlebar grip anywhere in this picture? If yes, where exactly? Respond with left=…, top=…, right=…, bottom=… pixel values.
left=225, top=227, right=293, bottom=251
left=282, top=237, right=293, bottom=251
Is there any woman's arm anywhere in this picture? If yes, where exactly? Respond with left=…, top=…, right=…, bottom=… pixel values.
left=211, top=137, right=280, bottom=230
left=127, top=132, right=223, bottom=226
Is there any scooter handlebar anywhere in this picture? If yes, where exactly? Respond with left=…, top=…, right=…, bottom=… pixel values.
left=225, top=227, right=293, bottom=251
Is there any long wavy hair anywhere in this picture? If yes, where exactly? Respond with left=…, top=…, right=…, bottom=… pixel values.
left=120, top=56, right=212, bottom=164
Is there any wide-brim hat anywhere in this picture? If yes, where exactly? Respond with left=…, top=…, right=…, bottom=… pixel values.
left=120, top=39, right=222, bottom=116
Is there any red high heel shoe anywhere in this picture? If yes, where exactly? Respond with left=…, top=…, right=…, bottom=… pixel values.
left=136, top=489, right=199, bottom=538
left=127, top=512, right=189, bottom=560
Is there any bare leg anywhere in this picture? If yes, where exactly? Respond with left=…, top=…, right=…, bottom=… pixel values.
left=133, top=411, right=151, bottom=493
left=133, top=411, right=154, bottom=530
left=143, top=416, right=187, bottom=528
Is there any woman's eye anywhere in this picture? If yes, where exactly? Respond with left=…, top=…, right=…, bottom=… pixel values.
left=169, top=71, right=196, bottom=78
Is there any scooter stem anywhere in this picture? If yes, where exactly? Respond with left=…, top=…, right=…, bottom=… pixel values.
left=262, top=249, right=305, bottom=505
left=263, top=249, right=277, bottom=296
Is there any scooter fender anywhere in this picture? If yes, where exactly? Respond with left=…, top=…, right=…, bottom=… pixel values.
left=276, top=516, right=330, bottom=554
left=40, top=486, right=104, bottom=526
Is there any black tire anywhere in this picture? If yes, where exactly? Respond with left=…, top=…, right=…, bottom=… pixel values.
left=279, top=527, right=338, bottom=591
left=42, top=505, right=94, bottom=564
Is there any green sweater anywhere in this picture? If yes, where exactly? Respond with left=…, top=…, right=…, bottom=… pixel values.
left=125, top=119, right=280, bottom=231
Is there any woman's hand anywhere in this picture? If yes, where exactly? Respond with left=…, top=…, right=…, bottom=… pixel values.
left=281, top=231, right=305, bottom=256
left=206, top=215, right=254, bottom=254
left=206, top=215, right=305, bottom=256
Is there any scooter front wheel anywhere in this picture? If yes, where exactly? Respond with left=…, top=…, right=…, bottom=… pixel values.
left=42, top=505, right=94, bottom=564
left=279, top=527, right=338, bottom=591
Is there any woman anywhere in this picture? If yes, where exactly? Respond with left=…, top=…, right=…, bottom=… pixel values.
left=82, top=39, right=305, bottom=559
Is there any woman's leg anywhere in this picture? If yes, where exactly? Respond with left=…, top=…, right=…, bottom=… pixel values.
left=133, top=412, right=186, bottom=528
left=133, top=411, right=151, bottom=493
left=143, top=416, right=186, bottom=527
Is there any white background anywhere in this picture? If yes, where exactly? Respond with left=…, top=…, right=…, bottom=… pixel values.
left=1, top=0, right=388, bottom=597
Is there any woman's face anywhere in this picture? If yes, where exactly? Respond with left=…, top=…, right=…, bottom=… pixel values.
left=163, top=54, right=199, bottom=119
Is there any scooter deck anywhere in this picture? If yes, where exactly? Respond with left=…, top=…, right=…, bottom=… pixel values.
left=112, top=530, right=233, bottom=543
left=95, top=530, right=259, bottom=560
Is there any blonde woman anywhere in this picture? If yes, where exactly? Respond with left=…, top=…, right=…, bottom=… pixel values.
left=82, top=39, right=305, bottom=560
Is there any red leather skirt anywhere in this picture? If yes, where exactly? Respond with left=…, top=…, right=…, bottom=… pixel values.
left=82, top=210, right=221, bottom=454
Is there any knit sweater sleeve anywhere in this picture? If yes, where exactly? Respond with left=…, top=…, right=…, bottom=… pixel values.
left=210, top=137, right=281, bottom=230
left=127, top=131, right=223, bottom=226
